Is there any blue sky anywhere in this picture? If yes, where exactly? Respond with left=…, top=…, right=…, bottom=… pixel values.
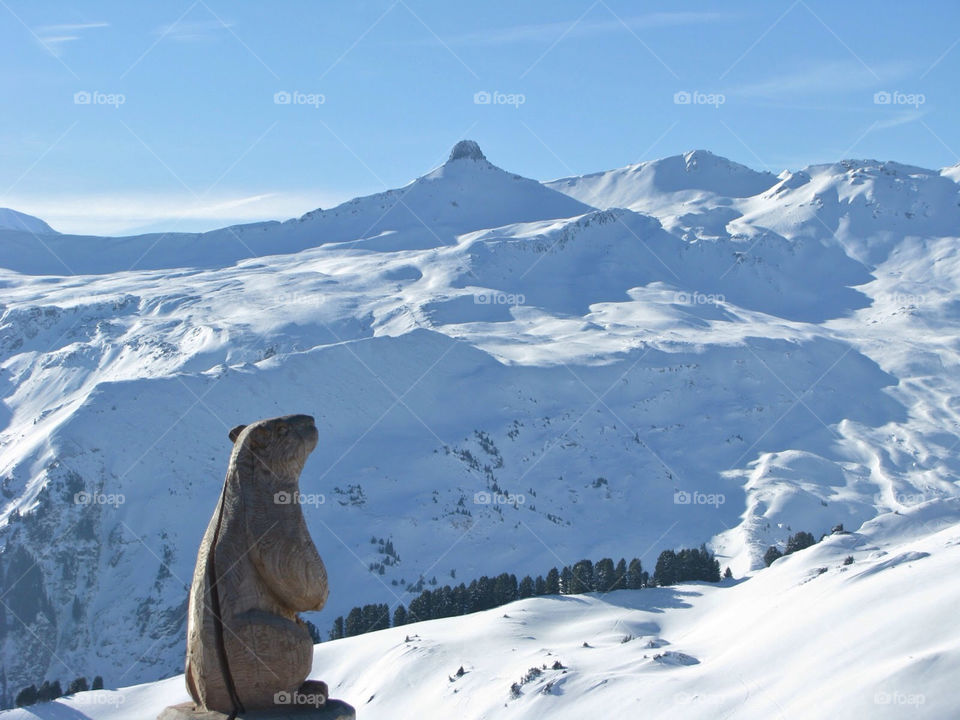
left=1, top=1, right=957, bottom=234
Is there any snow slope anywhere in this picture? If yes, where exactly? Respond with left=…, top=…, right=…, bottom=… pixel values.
left=0, top=141, right=959, bottom=710
left=0, top=208, right=56, bottom=235
left=3, top=499, right=956, bottom=719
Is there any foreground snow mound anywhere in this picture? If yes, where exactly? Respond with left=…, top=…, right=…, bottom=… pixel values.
left=5, top=503, right=956, bottom=719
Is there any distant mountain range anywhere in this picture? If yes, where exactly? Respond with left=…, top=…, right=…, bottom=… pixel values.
left=0, top=141, right=958, bottom=710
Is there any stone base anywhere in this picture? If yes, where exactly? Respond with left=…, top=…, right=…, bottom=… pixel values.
left=158, top=699, right=356, bottom=720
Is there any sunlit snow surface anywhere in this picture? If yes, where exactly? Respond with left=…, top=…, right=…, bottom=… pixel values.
left=0, top=146, right=958, bottom=716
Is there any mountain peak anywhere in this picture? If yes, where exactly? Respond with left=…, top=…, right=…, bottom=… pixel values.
left=448, top=140, right=486, bottom=162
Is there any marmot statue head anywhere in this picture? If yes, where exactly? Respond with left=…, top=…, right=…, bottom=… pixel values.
left=227, top=414, right=319, bottom=487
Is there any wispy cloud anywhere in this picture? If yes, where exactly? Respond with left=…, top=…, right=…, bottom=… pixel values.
left=2, top=189, right=357, bottom=236
left=413, top=11, right=729, bottom=47
left=35, top=21, right=108, bottom=56
left=875, top=108, right=931, bottom=130
left=154, top=19, right=234, bottom=43
left=728, top=59, right=916, bottom=99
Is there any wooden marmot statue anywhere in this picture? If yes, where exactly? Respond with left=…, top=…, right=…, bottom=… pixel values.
left=184, top=414, right=329, bottom=713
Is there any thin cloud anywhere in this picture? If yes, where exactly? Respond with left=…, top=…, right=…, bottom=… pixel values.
left=729, top=59, right=916, bottom=99
left=414, top=11, right=730, bottom=47
left=875, top=108, right=931, bottom=130
left=154, top=19, right=235, bottom=42
left=2, top=189, right=358, bottom=236
left=35, top=21, right=109, bottom=56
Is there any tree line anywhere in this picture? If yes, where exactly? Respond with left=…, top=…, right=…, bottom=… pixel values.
left=15, top=676, right=103, bottom=708
left=329, top=544, right=725, bottom=641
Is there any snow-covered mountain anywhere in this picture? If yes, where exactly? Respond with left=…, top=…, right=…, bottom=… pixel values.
left=0, top=208, right=56, bottom=235
left=0, top=141, right=591, bottom=275
left=1, top=141, right=959, bottom=714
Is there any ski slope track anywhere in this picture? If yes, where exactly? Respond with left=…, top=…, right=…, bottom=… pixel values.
left=0, top=141, right=958, bottom=717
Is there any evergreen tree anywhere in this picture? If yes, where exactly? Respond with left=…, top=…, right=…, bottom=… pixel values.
left=15, top=685, right=37, bottom=707
left=534, top=575, right=547, bottom=596
left=362, top=603, right=390, bottom=631
left=91, top=676, right=104, bottom=691
left=724, top=567, right=733, bottom=580
left=345, top=606, right=364, bottom=637
left=493, top=573, right=518, bottom=605
left=67, top=677, right=89, bottom=695
left=472, top=576, right=494, bottom=611
left=518, top=575, right=535, bottom=599
left=452, top=583, right=469, bottom=615
left=433, top=587, right=456, bottom=619
left=626, top=558, right=645, bottom=589
left=763, top=546, right=783, bottom=567
left=653, top=550, right=679, bottom=586
left=570, top=559, right=594, bottom=594
left=393, top=604, right=408, bottom=627
left=560, top=566, right=573, bottom=594
left=593, top=558, right=616, bottom=592
left=613, top=558, right=627, bottom=590
left=37, top=680, right=62, bottom=702
left=408, top=590, right=433, bottom=622
left=329, top=616, right=345, bottom=640
left=785, top=531, right=816, bottom=555
left=304, top=619, right=322, bottom=643
left=545, top=568, right=560, bottom=595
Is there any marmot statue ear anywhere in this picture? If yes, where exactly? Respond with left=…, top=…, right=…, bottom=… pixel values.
left=229, top=425, right=247, bottom=443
